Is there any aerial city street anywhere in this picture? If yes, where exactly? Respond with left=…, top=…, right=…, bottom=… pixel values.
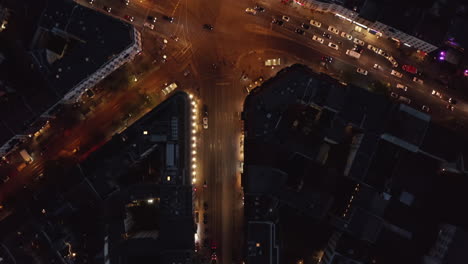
left=1, top=0, right=468, bottom=263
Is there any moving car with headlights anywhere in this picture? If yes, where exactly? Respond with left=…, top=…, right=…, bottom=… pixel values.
left=391, top=70, right=403, bottom=78
left=245, top=8, right=257, bottom=15
left=396, top=83, right=408, bottom=91
left=144, top=22, right=154, bottom=30
left=356, top=68, right=368, bottom=75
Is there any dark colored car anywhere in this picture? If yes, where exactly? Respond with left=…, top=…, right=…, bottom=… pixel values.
left=321, top=56, right=333, bottom=63
left=203, top=213, right=208, bottom=224
left=295, top=28, right=305, bottom=35
left=301, top=23, right=310, bottom=30
left=322, top=32, right=332, bottom=39
left=147, top=16, right=157, bottom=23
left=203, top=202, right=208, bottom=210
left=203, top=24, right=214, bottom=30
left=272, top=19, right=284, bottom=26
left=163, top=15, right=174, bottom=22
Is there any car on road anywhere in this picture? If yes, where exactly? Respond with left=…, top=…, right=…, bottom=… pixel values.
left=162, top=82, right=178, bottom=95
left=391, top=70, right=403, bottom=78
left=322, top=32, right=332, bottom=39
left=431, top=90, right=443, bottom=98
left=353, top=45, right=363, bottom=53
left=356, top=68, right=368, bottom=75
left=301, top=23, right=310, bottom=30
left=272, top=19, right=284, bottom=26
left=124, top=15, right=134, bottom=22
left=421, top=105, right=430, bottom=112
left=254, top=5, right=265, bottom=12
left=312, top=35, right=324, bottom=44
left=195, top=211, right=199, bottom=223
left=322, top=56, right=333, bottom=63
left=396, top=83, right=408, bottom=91
left=124, top=0, right=130, bottom=5
left=413, top=77, right=424, bottom=85
left=388, top=56, right=398, bottom=67
left=448, top=98, right=457, bottom=104
left=353, top=38, right=365, bottom=46
left=282, top=15, right=290, bottom=22
left=328, top=25, right=339, bottom=34
left=203, top=180, right=208, bottom=188
left=295, top=28, right=305, bottom=35
left=340, top=32, right=353, bottom=40
left=245, top=8, right=257, bottom=15
left=203, top=24, right=214, bottom=30
left=373, top=64, right=382, bottom=70
left=310, top=19, right=321, bottom=28
left=147, top=16, right=157, bottom=23
left=446, top=104, right=455, bottom=111
left=104, top=6, right=112, bottom=12
left=367, top=44, right=380, bottom=54
left=328, top=42, right=339, bottom=50
left=88, top=0, right=94, bottom=4
left=203, top=202, right=208, bottom=210
left=402, top=64, right=418, bottom=74
left=163, top=15, right=174, bottom=22
left=203, top=213, right=208, bottom=224
left=144, top=22, right=154, bottom=30
left=390, top=92, right=399, bottom=99
left=203, top=117, right=208, bottom=129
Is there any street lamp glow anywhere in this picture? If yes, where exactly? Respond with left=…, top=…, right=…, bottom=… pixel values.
left=192, top=143, right=196, bottom=148
left=147, top=199, right=154, bottom=204
left=192, top=136, right=196, bottom=141
left=192, top=150, right=196, bottom=155
left=192, top=171, right=196, bottom=176
left=192, top=129, right=196, bottom=134
left=192, top=178, right=197, bottom=183
left=192, top=164, right=197, bottom=169
left=192, top=157, right=196, bottom=162
left=189, top=94, right=194, bottom=99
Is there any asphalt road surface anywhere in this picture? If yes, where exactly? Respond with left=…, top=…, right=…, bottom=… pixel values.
left=2, top=0, right=468, bottom=263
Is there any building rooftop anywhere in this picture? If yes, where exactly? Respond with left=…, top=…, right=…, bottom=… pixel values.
left=33, top=0, right=135, bottom=96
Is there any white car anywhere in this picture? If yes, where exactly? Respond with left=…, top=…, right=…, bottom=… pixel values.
left=373, top=64, right=382, bottom=70
left=202, top=117, right=208, bottom=129
left=391, top=70, right=403, bottom=78
left=413, top=77, right=424, bottom=85
left=367, top=44, right=380, bottom=54
left=162, top=82, right=178, bottom=95
left=312, top=35, right=324, bottom=44
left=356, top=68, right=368, bottom=75
left=245, top=8, right=257, bottom=15
left=396, top=83, right=408, bottom=91
left=143, top=22, right=154, bottom=30
left=340, top=32, right=352, bottom=40
left=388, top=57, right=399, bottom=67
left=310, top=19, right=321, bottom=28
left=328, top=42, right=339, bottom=50
left=282, top=15, right=290, bottom=22
left=328, top=25, right=339, bottom=34
left=431, top=90, right=442, bottom=98
left=353, top=38, right=365, bottom=46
